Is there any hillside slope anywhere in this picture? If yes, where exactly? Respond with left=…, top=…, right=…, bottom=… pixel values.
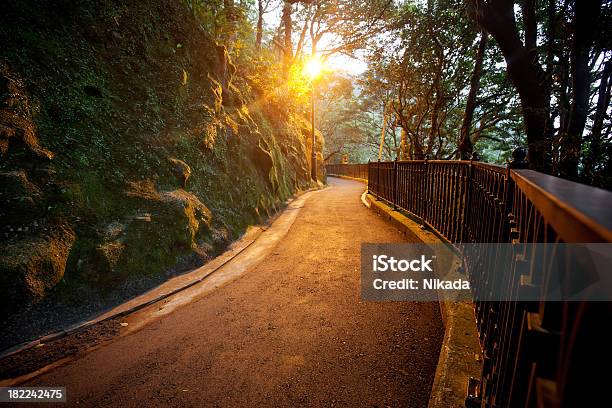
left=0, top=0, right=321, bottom=344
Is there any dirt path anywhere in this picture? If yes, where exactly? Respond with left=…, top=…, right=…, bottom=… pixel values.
left=21, top=178, right=443, bottom=407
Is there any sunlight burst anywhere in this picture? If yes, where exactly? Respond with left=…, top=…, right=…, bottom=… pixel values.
left=304, top=56, right=324, bottom=80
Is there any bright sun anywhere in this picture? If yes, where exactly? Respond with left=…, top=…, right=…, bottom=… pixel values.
left=304, top=56, right=324, bottom=80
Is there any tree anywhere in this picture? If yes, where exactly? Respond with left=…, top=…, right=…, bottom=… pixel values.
left=558, top=0, right=603, bottom=180
left=459, top=31, right=488, bottom=159
left=256, top=0, right=276, bottom=52
left=281, top=1, right=296, bottom=68
left=206, top=0, right=612, bottom=188
left=583, top=59, right=612, bottom=186
left=363, top=0, right=514, bottom=161
left=468, top=0, right=552, bottom=171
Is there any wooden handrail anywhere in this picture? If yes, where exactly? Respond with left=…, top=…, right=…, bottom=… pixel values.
left=510, top=169, right=612, bottom=242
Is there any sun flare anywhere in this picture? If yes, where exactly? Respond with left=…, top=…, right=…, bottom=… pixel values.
left=304, top=56, right=324, bottom=80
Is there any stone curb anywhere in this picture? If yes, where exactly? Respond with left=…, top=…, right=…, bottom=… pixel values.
left=0, top=231, right=264, bottom=361
left=0, top=186, right=323, bottom=361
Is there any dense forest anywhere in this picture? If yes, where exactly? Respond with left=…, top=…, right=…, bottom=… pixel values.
left=0, top=0, right=610, bottom=343
left=314, top=0, right=611, bottom=188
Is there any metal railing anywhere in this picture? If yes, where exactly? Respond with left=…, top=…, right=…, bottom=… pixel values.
left=325, top=163, right=368, bottom=180
left=326, top=158, right=612, bottom=408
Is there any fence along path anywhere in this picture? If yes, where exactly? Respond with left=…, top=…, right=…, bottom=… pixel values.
left=326, top=156, right=612, bottom=408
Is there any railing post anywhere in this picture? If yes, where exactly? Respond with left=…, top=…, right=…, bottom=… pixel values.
left=367, top=160, right=371, bottom=194
left=376, top=159, right=381, bottom=201
left=462, top=152, right=479, bottom=242
left=392, top=157, right=398, bottom=210
left=463, top=151, right=481, bottom=407
left=421, top=155, right=429, bottom=229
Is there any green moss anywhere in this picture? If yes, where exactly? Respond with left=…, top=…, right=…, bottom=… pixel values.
left=0, top=0, right=314, bottom=312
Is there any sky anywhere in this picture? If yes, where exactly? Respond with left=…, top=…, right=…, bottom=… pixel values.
left=327, top=54, right=368, bottom=75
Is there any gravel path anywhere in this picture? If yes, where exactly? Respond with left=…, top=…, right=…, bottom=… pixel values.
left=20, top=178, right=443, bottom=407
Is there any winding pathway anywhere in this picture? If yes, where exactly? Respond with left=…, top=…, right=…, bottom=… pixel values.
left=22, top=178, right=443, bottom=407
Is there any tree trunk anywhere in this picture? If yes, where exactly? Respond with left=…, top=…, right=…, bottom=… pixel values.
left=470, top=0, right=552, bottom=171
left=459, top=31, right=488, bottom=160
left=224, top=0, right=235, bottom=19
left=295, top=5, right=312, bottom=59
left=545, top=0, right=556, bottom=81
left=583, top=60, right=612, bottom=184
left=399, top=121, right=423, bottom=159
left=399, top=127, right=409, bottom=160
left=282, top=1, right=294, bottom=69
left=223, top=0, right=237, bottom=51
left=545, top=0, right=558, bottom=168
left=523, top=0, right=537, bottom=56
left=426, top=37, right=444, bottom=157
left=255, top=0, right=264, bottom=52
left=558, top=0, right=602, bottom=180
left=554, top=49, right=571, bottom=174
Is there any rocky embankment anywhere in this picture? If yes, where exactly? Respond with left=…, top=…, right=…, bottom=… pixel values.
left=0, top=0, right=322, bottom=349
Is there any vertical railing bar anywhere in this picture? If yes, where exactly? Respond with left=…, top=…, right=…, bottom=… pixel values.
left=376, top=160, right=380, bottom=200
left=392, top=157, right=398, bottom=210
left=421, top=157, right=430, bottom=228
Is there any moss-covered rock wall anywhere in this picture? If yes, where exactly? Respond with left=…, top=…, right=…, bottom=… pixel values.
left=0, top=0, right=320, bottom=319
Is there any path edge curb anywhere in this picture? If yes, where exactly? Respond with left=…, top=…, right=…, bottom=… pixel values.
left=0, top=186, right=323, bottom=362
